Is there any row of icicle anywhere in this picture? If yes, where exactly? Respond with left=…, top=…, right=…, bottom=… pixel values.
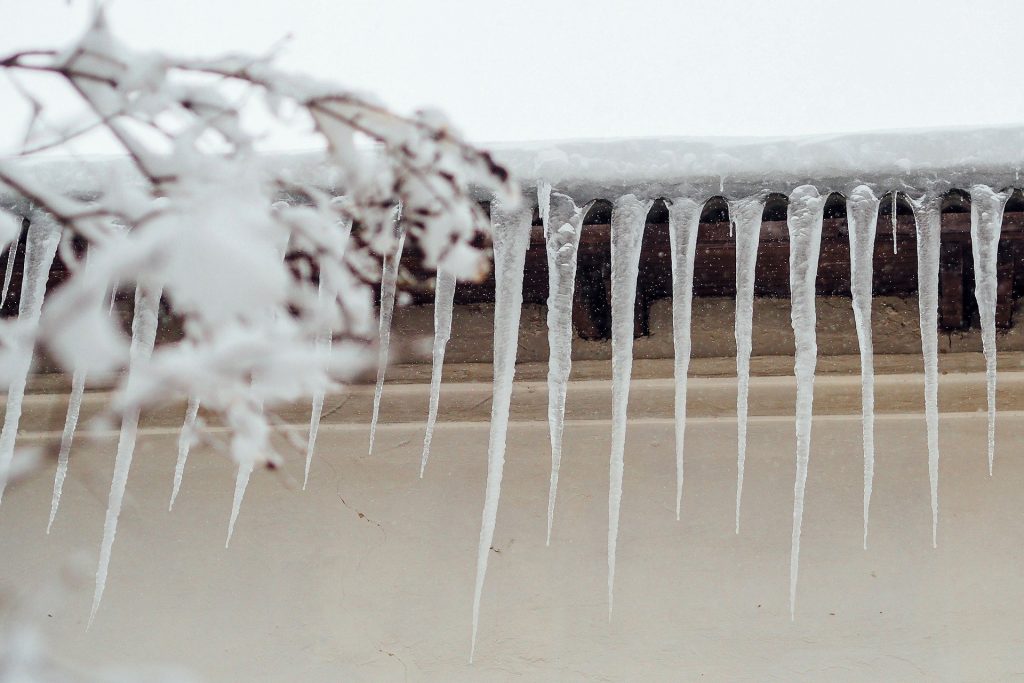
left=0, top=185, right=1010, bottom=656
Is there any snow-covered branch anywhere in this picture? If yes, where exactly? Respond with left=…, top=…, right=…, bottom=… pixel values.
left=0, top=10, right=516, bottom=471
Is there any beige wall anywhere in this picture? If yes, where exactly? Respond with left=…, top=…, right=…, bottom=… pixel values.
left=1, top=372, right=1023, bottom=681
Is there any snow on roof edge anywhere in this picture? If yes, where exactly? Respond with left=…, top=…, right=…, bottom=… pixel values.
left=3, top=125, right=1023, bottom=206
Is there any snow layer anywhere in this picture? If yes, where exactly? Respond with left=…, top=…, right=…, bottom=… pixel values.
left=8, top=125, right=1024, bottom=204
left=490, top=125, right=1024, bottom=199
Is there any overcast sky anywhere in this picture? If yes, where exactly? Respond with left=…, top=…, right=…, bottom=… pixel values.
left=2, top=0, right=1023, bottom=154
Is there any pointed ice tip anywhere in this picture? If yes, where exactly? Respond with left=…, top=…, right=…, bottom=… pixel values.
left=87, top=600, right=100, bottom=630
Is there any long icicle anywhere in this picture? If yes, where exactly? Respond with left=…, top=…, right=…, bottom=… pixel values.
left=225, top=460, right=253, bottom=548
left=667, top=198, right=703, bottom=521
left=909, top=193, right=942, bottom=548
left=47, top=368, right=87, bottom=532
left=51, top=274, right=123, bottom=528
left=168, top=396, right=200, bottom=510
left=0, top=213, right=60, bottom=503
left=469, top=199, right=532, bottom=663
left=223, top=229, right=291, bottom=541
left=419, top=267, right=456, bottom=477
left=90, top=282, right=162, bottom=627
left=846, top=186, right=880, bottom=550
left=787, top=185, right=825, bottom=621
left=0, top=237, right=17, bottom=308
left=607, top=194, right=654, bottom=619
left=544, top=193, right=587, bottom=544
left=367, top=223, right=406, bottom=455
left=892, top=192, right=899, bottom=255
left=968, top=185, right=1008, bottom=476
left=304, top=217, right=352, bottom=487
left=303, top=281, right=332, bottom=490
left=730, top=195, right=765, bottom=533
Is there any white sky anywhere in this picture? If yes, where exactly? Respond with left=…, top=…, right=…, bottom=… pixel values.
left=2, top=0, right=1023, bottom=153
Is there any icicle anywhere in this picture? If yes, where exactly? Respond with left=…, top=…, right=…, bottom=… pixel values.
left=892, top=192, right=899, bottom=254
left=968, top=185, right=1008, bottom=476
left=90, top=282, right=162, bottom=627
left=0, top=238, right=16, bottom=308
left=537, top=181, right=552, bottom=237
left=786, top=185, right=826, bottom=621
left=419, top=267, right=456, bottom=477
left=469, top=199, right=532, bottom=663
left=303, top=285, right=331, bottom=490
left=730, top=195, right=765, bottom=533
left=303, top=389, right=325, bottom=490
left=0, top=214, right=60, bottom=504
left=225, top=460, right=253, bottom=548
left=367, top=224, right=406, bottom=455
left=909, top=193, right=942, bottom=548
left=667, top=198, right=702, bottom=520
left=168, top=396, right=200, bottom=510
left=543, top=194, right=587, bottom=544
left=607, top=194, right=654, bottom=619
left=846, top=186, right=880, bottom=549
left=108, top=281, right=118, bottom=315
left=304, top=217, right=352, bottom=487
left=46, top=368, right=87, bottom=533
